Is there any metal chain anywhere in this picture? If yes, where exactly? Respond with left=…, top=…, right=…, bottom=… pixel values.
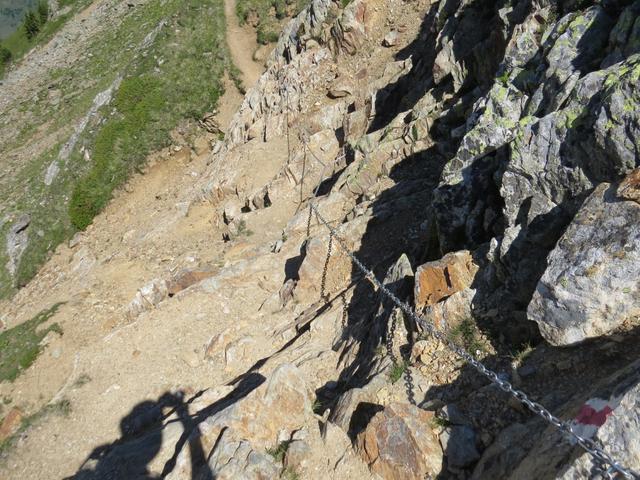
left=320, top=230, right=333, bottom=301
left=340, top=291, right=348, bottom=328
left=386, top=308, right=399, bottom=365
left=306, top=203, right=313, bottom=238
left=308, top=201, right=638, bottom=479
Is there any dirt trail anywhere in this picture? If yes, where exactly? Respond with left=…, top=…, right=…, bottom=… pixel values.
left=224, top=0, right=263, bottom=88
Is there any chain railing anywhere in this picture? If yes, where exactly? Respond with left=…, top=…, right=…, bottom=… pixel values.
left=298, top=136, right=639, bottom=478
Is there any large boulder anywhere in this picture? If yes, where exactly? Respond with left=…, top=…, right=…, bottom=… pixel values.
left=528, top=183, right=640, bottom=345
left=356, top=402, right=443, bottom=480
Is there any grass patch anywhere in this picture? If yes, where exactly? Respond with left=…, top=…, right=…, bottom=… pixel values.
left=430, top=415, right=453, bottom=429
left=389, top=360, right=408, bottom=384
left=73, top=373, right=91, bottom=388
left=68, top=0, right=226, bottom=230
left=266, top=440, right=292, bottom=463
left=448, top=318, right=486, bottom=355
left=511, top=342, right=533, bottom=367
left=0, top=303, right=64, bottom=382
left=236, top=0, right=308, bottom=44
left=0, top=399, right=71, bottom=458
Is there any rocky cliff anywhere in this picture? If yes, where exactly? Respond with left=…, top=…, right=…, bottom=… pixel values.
left=1, top=0, right=639, bottom=478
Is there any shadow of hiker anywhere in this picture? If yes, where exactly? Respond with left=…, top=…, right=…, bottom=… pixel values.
left=69, top=373, right=266, bottom=480
left=70, top=395, right=170, bottom=479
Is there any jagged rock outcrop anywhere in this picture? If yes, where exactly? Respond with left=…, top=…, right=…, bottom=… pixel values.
left=529, top=182, right=640, bottom=345
left=194, top=0, right=640, bottom=476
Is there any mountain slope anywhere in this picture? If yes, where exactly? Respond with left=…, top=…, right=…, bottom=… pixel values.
left=1, top=0, right=640, bottom=479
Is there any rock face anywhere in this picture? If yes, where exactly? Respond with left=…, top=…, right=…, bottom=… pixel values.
left=529, top=184, right=640, bottom=345
left=356, top=402, right=443, bottom=480
left=470, top=362, right=640, bottom=479
left=168, top=363, right=314, bottom=478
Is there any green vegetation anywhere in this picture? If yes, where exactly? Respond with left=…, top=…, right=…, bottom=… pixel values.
left=497, top=69, right=511, bottom=87
left=0, top=303, right=63, bottom=383
left=266, top=440, right=292, bottom=462
left=236, top=0, right=307, bottom=44
left=389, top=360, right=408, bottom=384
left=73, top=373, right=92, bottom=388
left=511, top=342, right=533, bottom=367
left=0, top=0, right=91, bottom=78
left=0, top=43, right=11, bottom=66
left=0, top=399, right=71, bottom=458
left=68, top=0, right=226, bottom=230
left=0, top=0, right=235, bottom=299
left=281, top=467, right=300, bottom=480
left=448, top=318, right=486, bottom=355
left=431, top=415, right=453, bottom=429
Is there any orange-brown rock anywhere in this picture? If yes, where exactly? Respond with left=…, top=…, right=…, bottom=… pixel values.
left=167, top=269, right=216, bottom=296
left=0, top=408, right=23, bottom=442
left=356, top=402, right=443, bottom=480
left=617, top=168, right=640, bottom=204
left=414, top=251, right=478, bottom=308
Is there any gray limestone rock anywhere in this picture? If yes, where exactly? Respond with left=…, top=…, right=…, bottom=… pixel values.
left=528, top=184, right=640, bottom=345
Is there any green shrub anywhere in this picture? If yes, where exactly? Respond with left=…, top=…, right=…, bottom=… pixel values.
left=237, top=0, right=309, bottom=43
left=389, top=360, right=408, bottom=384
left=266, top=440, right=291, bottom=462
left=24, top=11, right=41, bottom=40
left=257, top=23, right=280, bottom=44
left=0, top=44, right=11, bottom=65
left=37, top=1, right=50, bottom=25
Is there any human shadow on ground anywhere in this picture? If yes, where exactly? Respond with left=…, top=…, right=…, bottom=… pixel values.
left=69, top=373, right=265, bottom=480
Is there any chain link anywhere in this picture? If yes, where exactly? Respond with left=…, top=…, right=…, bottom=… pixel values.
left=340, top=291, right=348, bottom=328
left=320, top=230, right=333, bottom=301
left=308, top=200, right=639, bottom=479
left=306, top=203, right=313, bottom=239
left=386, top=308, right=399, bottom=365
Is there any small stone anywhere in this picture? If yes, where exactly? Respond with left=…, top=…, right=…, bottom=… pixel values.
left=328, top=83, right=353, bottom=99
left=204, top=330, right=230, bottom=359
left=171, top=146, right=191, bottom=163
left=284, top=439, right=312, bottom=470
left=167, top=269, right=216, bottom=296
left=383, top=30, right=399, bottom=47
left=440, top=404, right=469, bottom=426
left=193, top=136, right=211, bottom=156
left=223, top=200, right=242, bottom=225
left=517, top=364, right=537, bottom=378
left=68, top=232, right=83, bottom=249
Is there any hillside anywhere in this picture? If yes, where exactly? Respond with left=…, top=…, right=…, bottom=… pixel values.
left=1, top=0, right=640, bottom=479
